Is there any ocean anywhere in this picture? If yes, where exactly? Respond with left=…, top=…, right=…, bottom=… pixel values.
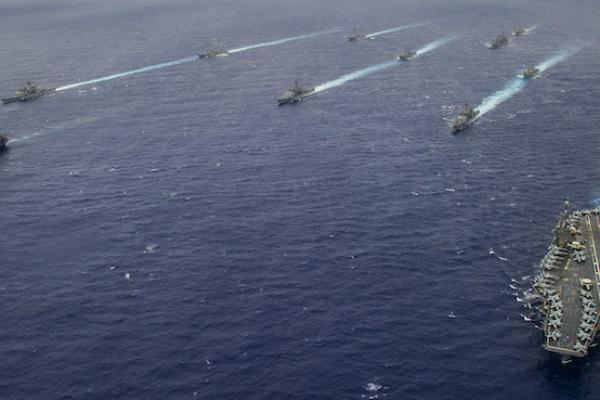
left=2, top=0, right=600, bottom=398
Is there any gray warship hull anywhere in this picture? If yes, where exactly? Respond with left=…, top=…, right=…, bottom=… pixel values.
left=522, top=69, right=539, bottom=79
left=451, top=124, right=469, bottom=134
left=451, top=110, right=480, bottom=134
left=2, top=89, right=54, bottom=105
left=277, top=89, right=315, bottom=106
left=198, top=49, right=230, bottom=59
left=397, top=52, right=417, bottom=61
left=348, top=35, right=369, bottom=42
left=533, top=208, right=600, bottom=361
left=488, top=35, right=509, bottom=49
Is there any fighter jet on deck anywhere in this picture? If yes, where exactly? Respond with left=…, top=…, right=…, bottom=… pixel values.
left=548, top=331, right=562, bottom=341
left=574, top=341, right=588, bottom=353
left=549, top=319, right=562, bottom=329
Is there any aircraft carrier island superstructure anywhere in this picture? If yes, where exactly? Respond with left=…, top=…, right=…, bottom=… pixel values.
left=533, top=205, right=600, bottom=363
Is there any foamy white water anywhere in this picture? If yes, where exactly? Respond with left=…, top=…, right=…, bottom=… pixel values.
left=7, top=115, right=103, bottom=143
left=228, top=28, right=340, bottom=53
left=56, top=29, right=338, bottom=91
left=535, top=48, right=575, bottom=73
left=313, top=35, right=454, bottom=94
left=364, top=22, right=429, bottom=38
left=415, top=35, right=456, bottom=56
left=476, top=79, right=526, bottom=117
left=55, top=56, right=198, bottom=91
left=476, top=48, right=577, bottom=117
left=313, top=60, right=397, bottom=93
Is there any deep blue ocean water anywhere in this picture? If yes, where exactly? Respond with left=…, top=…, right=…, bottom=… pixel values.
left=2, top=0, right=600, bottom=399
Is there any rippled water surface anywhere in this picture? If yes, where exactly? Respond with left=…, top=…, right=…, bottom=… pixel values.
left=2, top=0, right=600, bottom=399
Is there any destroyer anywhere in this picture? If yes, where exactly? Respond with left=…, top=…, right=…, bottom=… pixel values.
left=198, top=49, right=229, bottom=59
left=488, top=33, right=508, bottom=49
left=533, top=203, right=600, bottom=363
left=277, top=81, right=315, bottom=105
left=348, top=31, right=370, bottom=41
left=521, top=65, right=540, bottom=79
left=397, top=50, right=417, bottom=61
left=2, top=82, right=54, bottom=104
left=512, top=27, right=526, bottom=36
left=451, top=104, right=480, bottom=133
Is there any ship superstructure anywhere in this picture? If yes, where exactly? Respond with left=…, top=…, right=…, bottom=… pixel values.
left=521, top=65, right=540, bottom=79
left=397, top=50, right=417, bottom=61
left=488, top=33, right=509, bottom=49
left=277, top=81, right=315, bottom=105
left=2, top=82, right=54, bottom=104
left=451, top=104, right=480, bottom=133
left=348, top=31, right=369, bottom=41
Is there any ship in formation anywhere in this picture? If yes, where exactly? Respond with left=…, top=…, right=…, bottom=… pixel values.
left=451, top=104, right=480, bottom=133
left=521, top=65, right=540, bottom=79
left=512, top=27, right=526, bottom=36
left=397, top=50, right=417, bottom=61
left=2, top=82, right=54, bottom=104
left=532, top=204, right=600, bottom=364
left=348, top=30, right=371, bottom=42
left=488, top=33, right=509, bottom=49
left=198, top=48, right=230, bottom=59
left=277, top=81, right=315, bottom=105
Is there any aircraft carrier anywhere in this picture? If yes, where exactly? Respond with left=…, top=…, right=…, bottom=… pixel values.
left=533, top=204, right=600, bottom=363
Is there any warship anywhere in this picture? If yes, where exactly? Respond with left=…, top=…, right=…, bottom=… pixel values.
left=0, top=133, right=7, bottom=150
left=2, top=82, right=54, bottom=104
left=348, top=31, right=369, bottom=41
left=198, top=49, right=229, bottom=59
left=451, top=104, right=480, bottom=133
left=512, top=27, right=526, bottom=36
left=488, top=33, right=509, bottom=49
left=521, top=65, right=540, bottom=79
left=277, top=81, right=315, bottom=105
left=533, top=204, right=600, bottom=364
left=397, top=50, right=417, bottom=61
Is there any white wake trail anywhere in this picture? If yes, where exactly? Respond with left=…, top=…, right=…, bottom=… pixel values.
left=55, top=56, right=198, bottom=91
left=476, top=79, right=526, bottom=117
left=313, top=60, right=397, bottom=93
left=535, top=48, right=575, bottom=73
left=364, top=22, right=430, bottom=38
left=56, top=29, right=338, bottom=91
left=7, top=115, right=103, bottom=143
left=228, top=28, right=340, bottom=53
left=313, top=35, right=454, bottom=94
left=476, top=48, right=577, bottom=117
left=415, top=35, right=456, bottom=56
